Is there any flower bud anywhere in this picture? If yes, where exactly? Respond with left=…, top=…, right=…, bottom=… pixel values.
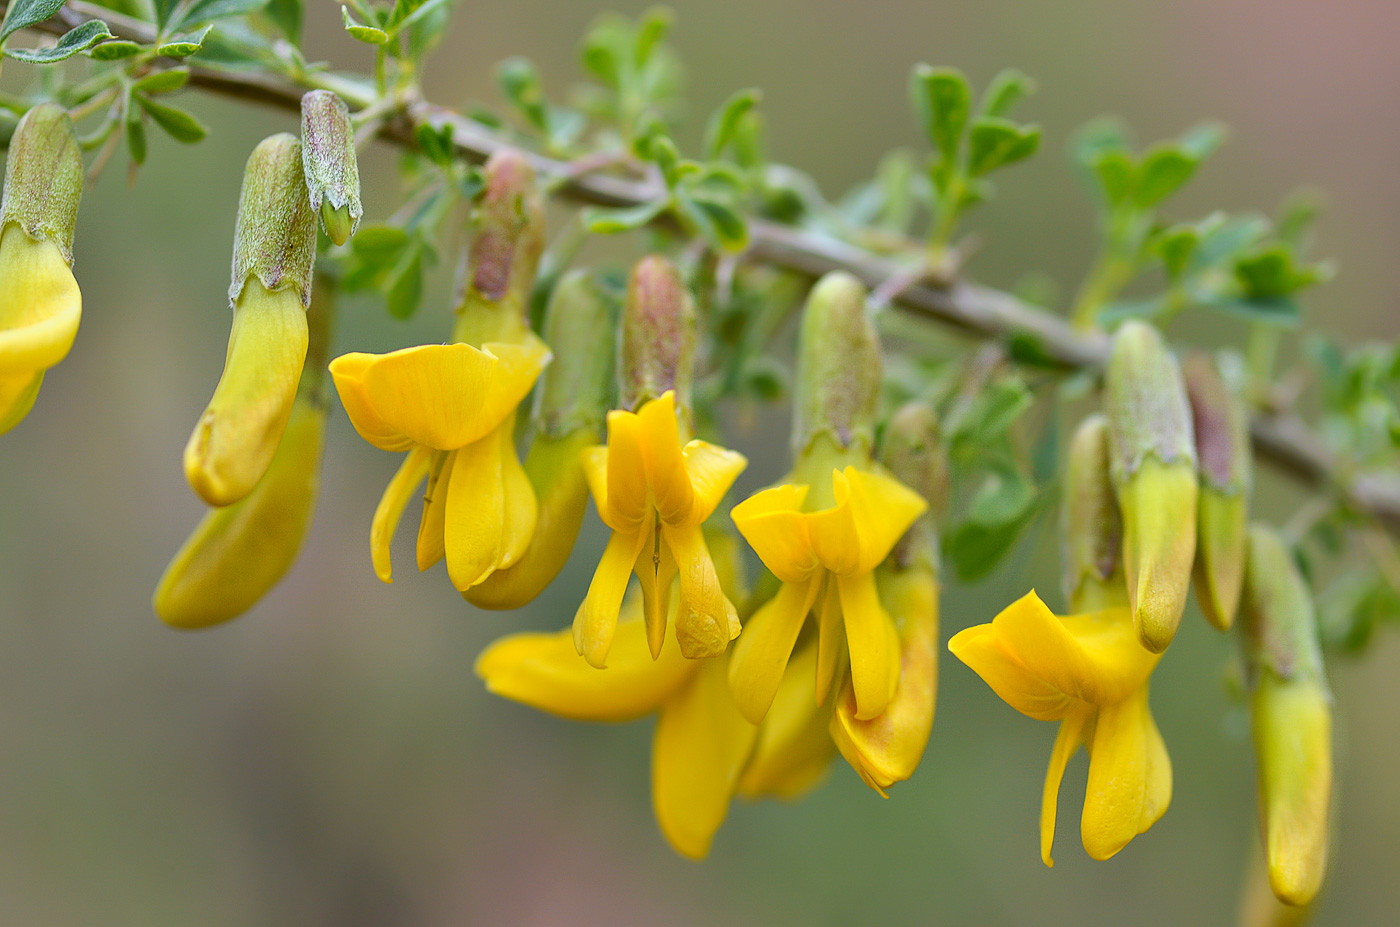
left=793, top=271, right=880, bottom=458
left=1062, top=414, right=1126, bottom=613
left=881, top=402, right=946, bottom=572
left=1240, top=524, right=1332, bottom=907
left=620, top=255, right=695, bottom=418
left=466, top=272, right=617, bottom=609
left=1105, top=320, right=1198, bottom=653
left=156, top=283, right=333, bottom=628
left=1184, top=352, right=1251, bottom=631
left=300, top=90, right=362, bottom=247
left=0, top=105, right=84, bottom=434
left=185, top=134, right=316, bottom=506
left=457, top=149, right=545, bottom=331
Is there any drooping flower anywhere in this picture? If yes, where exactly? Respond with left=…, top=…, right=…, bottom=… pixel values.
left=332, top=149, right=550, bottom=592
left=0, top=104, right=83, bottom=435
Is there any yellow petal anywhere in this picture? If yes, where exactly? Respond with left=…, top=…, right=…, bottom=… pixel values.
left=443, top=431, right=504, bottom=590
left=633, top=521, right=675, bottom=660
left=830, top=568, right=938, bottom=792
left=652, top=657, right=758, bottom=859
left=416, top=450, right=452, bottom=571
left=495, top=413, right=539, bottom=571
left=663, top=524, right=741, bottom=659
left=727, top=577, right=820, bottom=724
left=371, top=446, right=431, bottom=583
left=155, top=399, right=324, bottom=629
left=1041, top=707, right=1092, bottom=868
left=602, top=408, right=650, bottom=532
left=184, top=282, right=308, bottom=506
left=737, top=643, right=836, bottom=799
left=731, top=484, right=820, bottom=584
left=840, top=466, right=929, bottom=573
left=0, top=226, right=81, bottom=376
left=814, top=578, right=847, bottom=706
left=947, top=623, right=1074, bottom=722
left=1081, top=686, right=1173, bottom=860
left=837, top=570, right=900, bottom=720
left=677, top=440, right=748, bottom=527
left=807, top=471, right=863, bottom=575
left=1254, top=676, right=1331, bottom=906
left=328, top=352, right=416, bottom=452
left=0, top=369, right=42, bottom=436
left=580, top=443, right=610, bottom=509
left=573, top=529, right=648, bottom=668
left=637, top=391, right=694, bottom=524
left=476, top=609, right=695, bottom=722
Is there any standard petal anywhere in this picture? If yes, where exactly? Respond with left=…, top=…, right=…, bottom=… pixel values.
left=727, top=577, right=820, bottom=724
left=678, top=441, right=748, bottom=527
left=573, top=529, right=648, bottom=668
left=652, top=657, right=759, bottom=859
left=637, top=391, right=694, bottom=524
left=994, top=591, right=1144, bottom=707
left=1058, top=606, right=1161, bottom=703
left=444, top=433, right=504, bottom=589
left=837, top=570, right=901, bottom=721
left=663, top=525, right=741, bottom=659
left=731, top=484, right=820, bottom=584
left=476, top=611, right=694, bottom=722
left=736, top=644, right=836, bottom=800
left=416, top=450, right=452, bottom=571
left=1041, top=707, right=1092, bottom=868
left=602, top=408, right=650, bottom=532
left=807, top=471, right=863, bottom=576
left=371, top=446, right=431, bottom=583
left=842, top=466, right=929, bottom=573
left=0, top=227, right=81, bottom=375
left=329, top=352, right=415, bottom=451
left=947, top=623, right=1074, bottom=722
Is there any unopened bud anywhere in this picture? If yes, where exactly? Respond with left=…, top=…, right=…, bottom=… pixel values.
left=0, top=103, right=82, bottom=261
left=620, top=255, right=695, bottom=416
left=794, top=272, right=881, bottom=457
left=881, top=402, right=946, bottom=572
left=1106, top=320, right=1198, bottom=652
left=459, top=149, right=545, bottom=324
left=229, top=133, right=318, bottom=307
left=300, top=90, right=361, bottom=246
left=531, top=270, right=618, bottom=437
left=1240, top=523, right=1332, bottom=908
left=1063, top=414, right=1126, bottom=612
left=1184, top=352, right=1251, bottom=630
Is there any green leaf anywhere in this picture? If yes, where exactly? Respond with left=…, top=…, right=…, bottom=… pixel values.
left=170, top=0, right=269, bottom=32
left=413, top=121, right=455, bottom=165
left=1090, top=150, right=1134, bottom=207
left=87, top=39, right=143, bottom=59
left=1, top=0, right=66, bottom=42
left=1234, top=242, right=1334, bottom=299
left=1133, top=144, right=1198, bottom=209
left=679, top=193, right=749, bottom=251
left=341, top=5, right=387, bottom=44
left=703, top=87, right=760, bottom=160
left=966, top=117, right=1041, bottom=176
left=136, top=94, right=207, bottom=143
left=1190, top=213, right=1269, bottom=272
left=945, top=466, right=1039, bottom=581
left=1070, top=117, right=1132, bottom=170
left=633, top=6, right=672, bottom=68
left=133, top=67, right=190, bottom=94
left=1154, top=223, right=1201, bottom=280
left=156, top=23, right=214, bottom=57
left=580, top=14, right=627, bottom=88
left=350, top=224, right=410, bottom=257
left=385, top=245, right=424, bottom=319
left=1100, top=293, right=1172, bottom=324
left=1276, top=187, right=1325, bottom=250
left=5, top=19, right=112, bottom=62
left=496, top=57, right=548, bottom=133
left=126, top=118, right=147, bottom=165
left=912, top=64, right=971, bottom=161
left=981, top=68, right=1036, bottom=118
left=1201, top=293, right=1301, bottom=327
left=1178, top=121, right=1226, bottom=160
left=582, top=199, right=668, bottom=234
left=262, top=0, right=301, bottom=42
left=154, top=0, right=182, bottom=30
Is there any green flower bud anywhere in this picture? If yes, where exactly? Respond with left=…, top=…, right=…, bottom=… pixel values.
left=1106, top=320, right=1198, bottom=652
left=228, top=133, right=318, bottom=308
left=0, top=103, right=83, bottom=262
left=457, top=148, right=545, bottom=335
left=1062, top=414, right=1127, bottom=613
left=1184, top=352, right=1251, bottom=631
left=793, top=271, right=881, bottom=459
left=300, top=90, right=361, bottom=247
left=1240, top=524, right=1332, bottom=908
left=881, top=401, right=947, bottom=573
left=620, top=254, right=695, bottom=418
left=466, top=271, right=618, bottom=610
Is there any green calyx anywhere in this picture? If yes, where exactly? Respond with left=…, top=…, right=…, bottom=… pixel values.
left=619, top=254, right=695, bottom=418
left=229, top=133, right=319, bottom=308
left=533, top=270, right=618, bottom=438
left=300, top=90, right=362, bottom=247
left=793, top=271, right=882, bottom=459
left=0, top=103, right=83, bottom=263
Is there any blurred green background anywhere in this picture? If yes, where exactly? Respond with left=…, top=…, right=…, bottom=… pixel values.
left=2, top=1, right=1398, bottom=924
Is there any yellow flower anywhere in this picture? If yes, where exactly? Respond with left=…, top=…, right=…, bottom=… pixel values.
left=330, top=332, right=551, bottom=591
left=573, top=389, right=747, bottom=666
left=728, top=463, right=926, bottom=723
left=948, top=590, right=1171, bottom=865
left=0, top=224, right=81, bottom=434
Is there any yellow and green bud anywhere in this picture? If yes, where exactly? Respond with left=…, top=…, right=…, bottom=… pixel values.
left=1240, top=523, right=1332, bottom=908
left=454, top=149, right=546, bottom=342
left=1062, top=414, right=1126, bottom=613
left=300, top=90, right=362, bottom=246
left=619, top=254, right=696, bottom=419
left=184, top=133, right=317, bottom=506
left=1105, top=320, right=1198, bottom=653
left=155, top=280, right=334, bottom=628
left=466, top=271, right=618, bottom=609
left=1184, top=352, right=1251, bottom=631
left=0, top=104, right=83, bottom=434
left=792, top=271, right=881, bottom=462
